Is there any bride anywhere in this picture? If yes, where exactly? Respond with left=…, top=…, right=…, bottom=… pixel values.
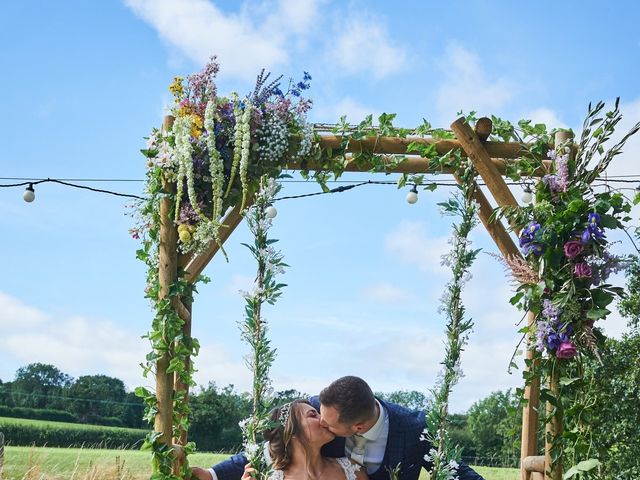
left=242, top=399, right=368, bottom=480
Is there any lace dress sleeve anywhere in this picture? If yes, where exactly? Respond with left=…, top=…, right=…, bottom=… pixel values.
left=335, top=457, right=361, bottom=480
left=267, top=469, right=285, bottom=480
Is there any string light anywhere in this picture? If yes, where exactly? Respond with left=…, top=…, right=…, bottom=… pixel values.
left=2, top=175, right=639, bottom=205
left=406, top=185, right=419, bottom=204
left=265, top=205, right=278, bottom=219
left=521, top=185, right=533, bottom=204
left=23, top=183, right=35, bottom=203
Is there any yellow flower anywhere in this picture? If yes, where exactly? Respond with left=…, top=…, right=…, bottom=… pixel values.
left=169, top=76, right=184, bottom=99
left=178, top=226, right=192, bottom=243
left=190, top=114, right=204, bottom=138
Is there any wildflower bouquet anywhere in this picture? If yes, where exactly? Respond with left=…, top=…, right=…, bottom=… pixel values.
left=502, top=100, right=638, bottom=361
left=496, top=100, right=640, bottom=475
left=138, top=57, right=313, bottom=254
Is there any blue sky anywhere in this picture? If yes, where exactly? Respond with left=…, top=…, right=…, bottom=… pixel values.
left=1, top=0, right=639, bottom=413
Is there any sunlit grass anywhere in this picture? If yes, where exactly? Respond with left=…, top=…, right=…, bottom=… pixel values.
left=2, top=446, right=519, bottom=480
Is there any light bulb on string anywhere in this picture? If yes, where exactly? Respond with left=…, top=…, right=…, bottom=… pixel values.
left=265, top=205, right=278, bottom=219
left=23, top=183, right=35, bottom=203
left=521, top=185, right=533, bottom=204
left=406, top=185, right=418, bottom=204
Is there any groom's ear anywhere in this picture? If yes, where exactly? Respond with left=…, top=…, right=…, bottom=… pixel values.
left=353, top=423, right=366, bottom=434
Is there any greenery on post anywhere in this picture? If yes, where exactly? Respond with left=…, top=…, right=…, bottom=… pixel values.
left=237, top=176, right=287, bottom=479
left=423, top=157, right=480, bottom=480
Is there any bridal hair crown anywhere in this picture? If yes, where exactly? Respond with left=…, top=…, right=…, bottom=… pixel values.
left=278, top=402, right=293, bottom=426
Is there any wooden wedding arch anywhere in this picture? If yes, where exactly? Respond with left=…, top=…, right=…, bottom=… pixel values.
left=155, top=114, right=570, bottom=480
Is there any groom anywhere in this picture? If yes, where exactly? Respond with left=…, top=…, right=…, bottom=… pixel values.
left=194, top=376, right=484, bottom=480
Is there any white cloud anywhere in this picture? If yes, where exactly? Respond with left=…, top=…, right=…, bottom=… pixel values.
left=362, top=282, right=412, bottom=302
left=329, top=14, right=408, bottom=79
left=523, top=108, right=568, bottom=130
left=124, top=0, right=321, bottom=79
left=0, top=291, right=248, bottom=390
left=434, top=43, right=516, bottom=123
left=384, top=221, right=450, bottom=274
left=312, top=96, right=378, bottom=124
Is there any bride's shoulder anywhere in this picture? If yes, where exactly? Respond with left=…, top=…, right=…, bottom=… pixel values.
left=267, top=469, right=285, bottom=480
left=334, top=457, right=362, bottom=480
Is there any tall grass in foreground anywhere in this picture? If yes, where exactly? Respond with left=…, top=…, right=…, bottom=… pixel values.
left=1, top=447, right=519, bottom=480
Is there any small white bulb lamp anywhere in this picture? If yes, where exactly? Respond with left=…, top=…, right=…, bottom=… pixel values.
left=23, top=183, right=35, bottom=203
left=521, top=186, right=533, bottom=204
left=265, top=205, right=278, bottom=219
left=406, top=185, right=418, bottom=204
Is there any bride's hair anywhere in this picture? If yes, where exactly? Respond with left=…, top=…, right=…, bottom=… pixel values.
left=262, top=399, right=312, bottom=471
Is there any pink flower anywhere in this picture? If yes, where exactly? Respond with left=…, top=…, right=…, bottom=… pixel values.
left=574, top=262, right=593, bottom=278
left=563, top=240, right=583, bottom=259
left=556, top=341, right=578, bottom=359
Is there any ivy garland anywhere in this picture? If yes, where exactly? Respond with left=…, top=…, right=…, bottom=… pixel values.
left=422, top=157, right=480, bottom=480
left=237, top=176, right=287, bottom=479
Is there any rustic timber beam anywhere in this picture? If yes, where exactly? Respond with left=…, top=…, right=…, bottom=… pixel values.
left=315, top=134, right=541, bottom=159
left=290, top=154, right=550, bottom=177
left=184, top=202, right=248, bottom=283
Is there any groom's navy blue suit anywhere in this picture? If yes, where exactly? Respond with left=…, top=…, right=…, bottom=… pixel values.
left=211, top=397, right=484, bottom=480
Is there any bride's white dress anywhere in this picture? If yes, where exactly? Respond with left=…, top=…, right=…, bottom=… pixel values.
left=268, top=457, right=360, bottom=480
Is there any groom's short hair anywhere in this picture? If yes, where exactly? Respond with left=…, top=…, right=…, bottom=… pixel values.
left=319, top=375, right=376, bottom=424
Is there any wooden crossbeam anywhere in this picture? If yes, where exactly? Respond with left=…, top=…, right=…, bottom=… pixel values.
left=184, top=202, right=248, bottom=283
left=290, top=153, right=550, bottom=177
left=315, top=134, right=543, bottom=159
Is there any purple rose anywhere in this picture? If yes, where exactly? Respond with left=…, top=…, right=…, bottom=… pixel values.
left=563, top=240, right=583, bottom=259
left=556, top=341, right=578, bottom=359
left=574, top=262, right=593, bottom=278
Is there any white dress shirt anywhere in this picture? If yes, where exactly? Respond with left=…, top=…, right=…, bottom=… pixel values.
left=345, top=399, right=389, bottom=474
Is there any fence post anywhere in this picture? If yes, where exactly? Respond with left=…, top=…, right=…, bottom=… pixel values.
left=0, top=431, right=5, bottom=476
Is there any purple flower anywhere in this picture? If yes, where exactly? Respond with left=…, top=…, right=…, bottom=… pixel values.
left=588, top=212, right=601, bottom=225
left=581, top=228, right=591, bottom=244
left=574, top=262, right=593, bottom=279
left=542, top=299, right=561, bottom=320
left=563, top=240, right=584, bottom=259
left=556, top=341, right=578, bottom=359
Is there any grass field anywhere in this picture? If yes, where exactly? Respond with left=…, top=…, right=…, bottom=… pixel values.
left=1, top=446, right=520, bottom=480
left=0, top=417, right=146, bottom=433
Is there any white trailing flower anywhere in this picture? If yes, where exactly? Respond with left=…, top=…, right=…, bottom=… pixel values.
left=225, top=92, right=243, bottom=198
left=173, top=115, right=193, bottom=221
left=240, top=100, right=252, bottom=210
left=205, top=99, right=224, bottom=220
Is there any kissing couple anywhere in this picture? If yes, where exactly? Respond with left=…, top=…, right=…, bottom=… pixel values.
left=192, top=376, right=484, bottom=480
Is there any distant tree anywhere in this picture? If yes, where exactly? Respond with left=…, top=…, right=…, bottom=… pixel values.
left=189, top=383, right=251, bottom=452
left=466, top=389, right=520, bottom=465
left=448, top=413, right=477, bottom=461
left=12, top=363, right=73, bottom=408
left=273, top=389, right=307, bottom=405
left=619, top=253, right=640, bottom=332
left=375, top=390, right=432, bottom=411
left=67, top=374, right=127, bottom=423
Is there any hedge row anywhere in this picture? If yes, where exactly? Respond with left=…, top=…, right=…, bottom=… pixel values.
left=0, top=420, right=147, bottom=449
left=0, top=405, right=77, bottom=423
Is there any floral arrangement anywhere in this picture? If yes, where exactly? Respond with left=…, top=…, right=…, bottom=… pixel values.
left=495, top=100, right=640, bottom=476
left=138, top=56, right=313, bottom=254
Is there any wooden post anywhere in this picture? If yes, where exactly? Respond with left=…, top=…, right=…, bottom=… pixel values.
left=0, top=431, right=4, bottom=476
left=172, top=297, right=192, bottom=475
left=155, top=115, right=177, bottom=449
left=521, top=313, right=541, bottom=480
left=542, top=130, right=572, bottom=480
left=545, top=366, right=562, bottom=480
